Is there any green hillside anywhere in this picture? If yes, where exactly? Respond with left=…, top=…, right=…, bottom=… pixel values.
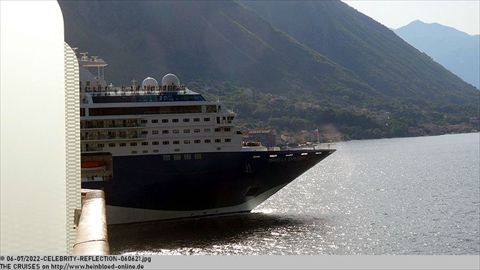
left=60, top=0, right=479, bottom=141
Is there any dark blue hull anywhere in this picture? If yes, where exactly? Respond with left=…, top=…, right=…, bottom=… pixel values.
left=82, top=149, right=334, bottom=222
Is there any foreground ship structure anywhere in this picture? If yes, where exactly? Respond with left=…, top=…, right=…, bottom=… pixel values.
left=78, top=51, right=335, bottom=224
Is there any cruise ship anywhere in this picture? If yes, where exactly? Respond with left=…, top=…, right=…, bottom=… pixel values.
left=78, top=51, right=335, bottom=224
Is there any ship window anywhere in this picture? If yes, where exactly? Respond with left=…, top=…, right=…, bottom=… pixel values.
left=108, top=143, right=116, bottom=147
left=204, top=117, right=210, bottom=122
left=172, top=119, right=179, bottom=123
left=162, top=130, right=169, bottom=134
left=174, top=148, right=180, bottom=152
left=119, top=143, right=126, bottom=147
left=130, top=142, right=137, bottom=146
left=173, top=154, right=181, bottom=160
left=153, top=149, right=159, bottom=153
left=224, top=128, right=231, bottom=132
left=173, top=129, right=179, bottom=134
left=141, top=119, right=148, bottom=124
left=162, top=141, right=169, bottom=145
left=216, top=117, right=220, bottom=124
left=215, top=139, right=221, bottom=143
left=225, top=139, right=231, bottom=142
left=151, top=119, right=158, bottom=123
left=152, top=141, right=159, bottom=145
left=163, top=155, right=171, bottom=161
left=162, top=119, right=168, bottom=123
left=142, top=142, right=149, bottom=146
left=132, top=151, right=137, bottom=154
left=142, top=150, right=148, bottom=153
left=217, top=147, right=221, bottom=150
left=184, top=154, right=191, bottom=160
left=183, top=129, right=190, bottom=133
left=194, top=153, right=202, bottom=160
left=215, top=128, right=221, bottom=132
left=236, top=131, right=242, bottom=135
left=183, top=118, right=190, bottom=122
left=97, top=143, right=105, bottom=148
left=194, top=140, right=201, bottom=144
left=205, top=139, right=211, bottom=143
left=204, top=128, right=211, bottom=132
left=173, top=141, right=180, bottom=145
left=152, top=130, right=159, bottom=135
left=80, top=108, right=86, bottom=117
left=193, top=118, right=200, bottom=122
left=194, top=129, right=200, bottom=133
left=184, top=140, right=190, bottom=144
left=206, top=105, right=217, bottom=113
left=141, top=130, right=148, bottom=135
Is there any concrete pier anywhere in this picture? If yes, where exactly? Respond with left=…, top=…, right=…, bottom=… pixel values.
left=73, top=189, right=109, bottom=255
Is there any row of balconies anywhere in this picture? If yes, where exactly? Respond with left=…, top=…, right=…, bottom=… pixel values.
left=81, top=132, right=146, bottom=141
left=81, top=116, right=234, bottom=129
left=81, top=119, right=143, bottom=129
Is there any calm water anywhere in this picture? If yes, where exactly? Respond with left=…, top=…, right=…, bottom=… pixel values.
left=109, top=133, right=480, bottom=255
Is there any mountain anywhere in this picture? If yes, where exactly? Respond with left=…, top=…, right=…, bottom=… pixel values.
left=395, top=20, right=480, bottom=89
left=59, top=0, right=479, bottom=140
left=239, top=1, right=478, bottom=102
left=59, top=0, right=372, bottom=97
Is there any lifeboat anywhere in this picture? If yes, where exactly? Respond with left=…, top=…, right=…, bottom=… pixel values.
left=81, top=160, right=106, bottom=171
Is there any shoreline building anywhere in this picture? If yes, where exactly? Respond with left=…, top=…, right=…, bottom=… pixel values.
left=243, top=129, right=280, bottom=147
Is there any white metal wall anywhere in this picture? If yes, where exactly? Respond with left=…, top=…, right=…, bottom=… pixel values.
left=65, top=42, right=81, bottom=254
left=0, top=1, right=70, bottom=254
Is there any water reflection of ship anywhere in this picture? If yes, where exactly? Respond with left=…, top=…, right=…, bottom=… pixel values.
left=77, top=51, right=335, bottom=224
left=108, top=213, right=313, bottom=254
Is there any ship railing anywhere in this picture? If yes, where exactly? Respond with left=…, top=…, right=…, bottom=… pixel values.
left=81, top=85, right=187, bottom=95
left=82, top=146, right=104, bottom=152
left=81, top=122, right=145, bottom=129
left=313, top=143, right=335, bottom=150
left=283, top=143, right=335, bottom=151
left=252, top=143, right=336, bottom=152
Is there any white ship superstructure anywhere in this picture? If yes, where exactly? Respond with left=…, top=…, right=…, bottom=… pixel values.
left=79, top=53, right=242, bottom=182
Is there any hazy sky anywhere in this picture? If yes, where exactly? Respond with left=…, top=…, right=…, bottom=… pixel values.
left=343, top=0, right=480, bottom=35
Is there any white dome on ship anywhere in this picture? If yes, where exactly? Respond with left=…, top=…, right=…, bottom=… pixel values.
left=161, top=73, right=180, bottom=87
left=141, top=77, right=158, bottom=88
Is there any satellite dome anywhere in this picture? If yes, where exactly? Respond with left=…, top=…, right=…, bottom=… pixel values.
left=141, top=77, right=158, bottom=88
left=161, top=73, right=180, bottom=87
